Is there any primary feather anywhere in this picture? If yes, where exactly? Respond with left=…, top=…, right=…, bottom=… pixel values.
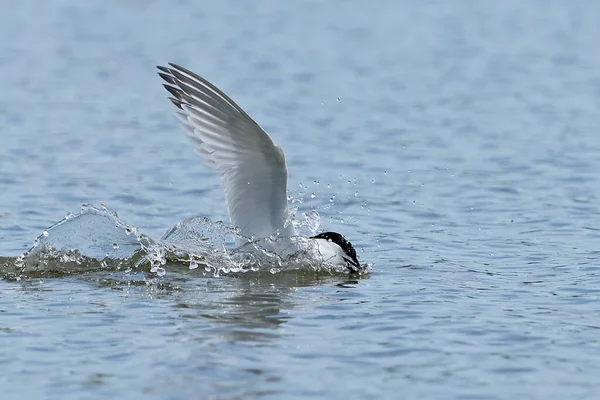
left=158, top=63, right=295, bottom=245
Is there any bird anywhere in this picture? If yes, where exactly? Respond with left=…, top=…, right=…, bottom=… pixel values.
left=157, top=63, right=361, bottom=272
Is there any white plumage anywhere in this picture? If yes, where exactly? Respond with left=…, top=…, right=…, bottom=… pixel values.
left=157, top=63, right=361, bottom=272
left=158, top=64, right=295, bottom=246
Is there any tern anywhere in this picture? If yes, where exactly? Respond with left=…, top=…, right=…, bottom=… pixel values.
left=157, top=63, right=361, bottom=272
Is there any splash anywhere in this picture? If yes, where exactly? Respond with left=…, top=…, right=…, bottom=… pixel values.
left=2, top=203, right=369, bottom=281
left=7, top=204, right=151, bottom=280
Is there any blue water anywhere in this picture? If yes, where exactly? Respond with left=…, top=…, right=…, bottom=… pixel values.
left=2, top=1, right=600, bottom=399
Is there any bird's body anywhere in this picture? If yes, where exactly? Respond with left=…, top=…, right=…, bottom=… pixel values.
left=158, top=63, right=361, bottom=272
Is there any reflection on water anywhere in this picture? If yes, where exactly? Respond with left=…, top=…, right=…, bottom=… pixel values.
left=167, top=273, right=358, bottom=343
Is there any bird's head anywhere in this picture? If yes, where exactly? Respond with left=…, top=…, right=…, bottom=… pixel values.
left=310, top=231, right=360, bottom=272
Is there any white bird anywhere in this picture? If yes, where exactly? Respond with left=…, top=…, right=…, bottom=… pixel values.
left=157, top=63, right=361, bottom=272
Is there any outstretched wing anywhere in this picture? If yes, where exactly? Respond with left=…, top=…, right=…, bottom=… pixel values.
left=157, top=63, right=295, bottom=245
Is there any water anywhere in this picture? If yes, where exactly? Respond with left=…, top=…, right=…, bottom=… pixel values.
left=1, top=1, right=600, bottom=398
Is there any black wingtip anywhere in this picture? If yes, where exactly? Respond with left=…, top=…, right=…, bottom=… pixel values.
left=163, top=83, right=183, bottom=98
left=168, top=63, right=202, bottom=82
left=158, top=72, right=177, bottom=85
left=168, top=97, right=184, bottom=109
left=156, top=65, right=170, bottom=73
left=168, top=62, right=183, bottom=70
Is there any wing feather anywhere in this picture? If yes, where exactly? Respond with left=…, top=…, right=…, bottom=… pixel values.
left=157, top=64, right=295, bottom=245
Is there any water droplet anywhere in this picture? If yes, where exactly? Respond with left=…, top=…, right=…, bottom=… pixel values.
left=313, top=180, right=319, bottom=185
left=336, top=97, right=341, bottom=101
left=32, top=238, right=39, bottom=247
left=65, top=212, right=73, bottom=220
left=270, top=268, right=280, bottom=274
left=42, top=230, right=49, bottom=237
left=329, top=195, right=336, bottom=203
left=354, top=191, right=358, bottom=196
left=327, top=183, right=331, bottom=188
left=189, top=259, right=198, bottom=270
left=100, top=203, right=107, bottom=211
left=113, top=243, right=119, bottom=249
left=384, top=170, right=387, bottom=175
left=311, top=193, right=316, bottom=198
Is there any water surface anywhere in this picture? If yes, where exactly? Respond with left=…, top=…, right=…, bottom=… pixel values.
left=1, top=1, right=600, bottom=399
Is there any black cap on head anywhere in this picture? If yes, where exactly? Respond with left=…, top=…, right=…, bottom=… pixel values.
left=310, top=231, right=360, bottom=272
